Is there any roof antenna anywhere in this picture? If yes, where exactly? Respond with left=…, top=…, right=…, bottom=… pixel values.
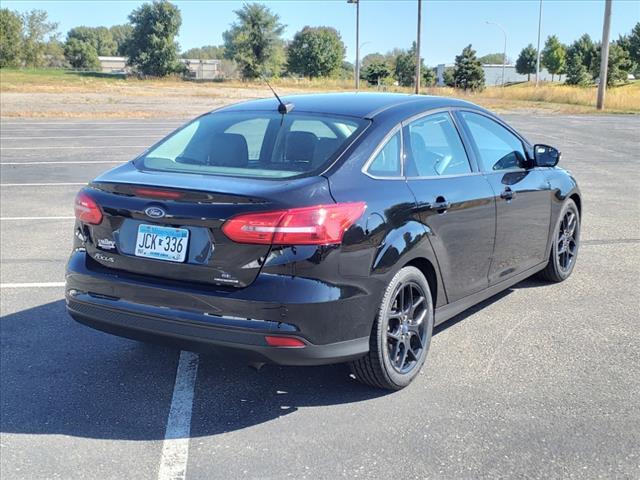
left=262, top=75, right=294, bottom=114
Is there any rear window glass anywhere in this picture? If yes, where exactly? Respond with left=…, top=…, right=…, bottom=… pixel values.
left=136, top=111, right=368, bottom=179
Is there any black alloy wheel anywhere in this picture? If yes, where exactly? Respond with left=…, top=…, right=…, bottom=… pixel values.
left=350, top=266, right=434, bottom=390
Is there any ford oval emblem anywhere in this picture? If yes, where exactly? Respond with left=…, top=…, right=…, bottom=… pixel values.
left=144, top=206, right=166, bottom=219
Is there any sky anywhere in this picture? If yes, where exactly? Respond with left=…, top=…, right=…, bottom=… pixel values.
left=4, top=0, right=640, bottom=65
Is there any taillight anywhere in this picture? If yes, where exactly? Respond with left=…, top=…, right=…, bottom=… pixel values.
left=74, top=190, right=103, bottom=225
left=222, top=202, right=366, bottom=245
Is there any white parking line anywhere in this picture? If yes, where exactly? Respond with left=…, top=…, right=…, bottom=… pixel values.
left=1, top=182, right=85, bottom=186
left=2, top=135, right=160, bottom=140
left=1, top=161, right=123, bottom=165
left=158, top=350, right=199, bottom=480
left=0, top=216, right=74, bottom=220
left=1, top=146, right=147, bottom=150
left=0, top=282, right=65, bottom=289
left=1, top=122, right=182, bottom=126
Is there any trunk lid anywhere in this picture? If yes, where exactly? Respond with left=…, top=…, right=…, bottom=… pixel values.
left=81, top=162, right=333, bottom=288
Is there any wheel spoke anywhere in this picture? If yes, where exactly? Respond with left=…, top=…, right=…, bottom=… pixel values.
left=410, top=296, right=424, bottom=317
left=557, top=241, right=566, bottom=254
left=397, top=344, right=408, bottom=369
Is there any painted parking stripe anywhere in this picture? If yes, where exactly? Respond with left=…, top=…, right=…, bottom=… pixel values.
left=1, top=161, right=123, bottom=165
left=1, top=182, right=86, bottom=186
left=1, top=146, right=147, bottom=150
left=2, top=135, right=161, bottom=140
left=0, top=216, right=74, bottom=221
left=0, top=282, right=65, bottom=289
left=158, top=350, right=199, bottom=480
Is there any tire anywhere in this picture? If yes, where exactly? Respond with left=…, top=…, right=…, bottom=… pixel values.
left=538, top=199, right=580, bottom=283
left=350, top=266, right=434, bottom=390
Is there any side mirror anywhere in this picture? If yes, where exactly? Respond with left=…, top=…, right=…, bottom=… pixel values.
left=533, top=144, right=561, bottom=167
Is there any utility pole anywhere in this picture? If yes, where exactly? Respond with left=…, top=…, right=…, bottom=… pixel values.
left=348, top=0, right=360, bottom=90
left=597, top=0, right=613, bottom=110
left=535, top=0, right=543, bottom=86
left=415, top=0, right=422, bottom=94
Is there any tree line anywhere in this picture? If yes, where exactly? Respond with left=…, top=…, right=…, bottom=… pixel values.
left=1, top=1, right=638, bottom=90
left=514, top=26, right=640, bottom=87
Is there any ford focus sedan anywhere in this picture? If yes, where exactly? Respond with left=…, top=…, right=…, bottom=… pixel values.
left=66, top=93, right=581, bottom=390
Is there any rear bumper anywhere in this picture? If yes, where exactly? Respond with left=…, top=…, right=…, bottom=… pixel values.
left=65, top=251, right=372, bottom=365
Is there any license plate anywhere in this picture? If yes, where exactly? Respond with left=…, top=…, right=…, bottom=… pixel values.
left=135, top=224, right=189, bottom=263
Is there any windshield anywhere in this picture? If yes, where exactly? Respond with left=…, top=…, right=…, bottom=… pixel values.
left=136, top=111, right=368, bottom=179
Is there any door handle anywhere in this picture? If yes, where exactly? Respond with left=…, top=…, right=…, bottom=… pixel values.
left=500, top=187, right=514, bottom=201
left=429, top=196, right=450, bottom=213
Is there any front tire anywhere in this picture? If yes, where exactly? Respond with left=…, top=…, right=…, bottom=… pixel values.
left=350, top=266, right=434, bottom=390
left=538, top=199, right=580, bottom=282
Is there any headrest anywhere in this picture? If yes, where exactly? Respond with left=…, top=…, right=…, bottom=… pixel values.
left=285, top=131, right=317, bottom=163
left=209, top=133, right=249, bottom=167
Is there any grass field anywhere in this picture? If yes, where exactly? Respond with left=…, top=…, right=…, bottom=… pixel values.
left=1, top=68, right=639, bottom=117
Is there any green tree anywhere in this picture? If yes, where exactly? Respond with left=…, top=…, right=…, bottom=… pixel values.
left=67, top=26, right=116, bottom=56
left=422, top=67, right=436, bottom=87
left=363, top=60, right=391, bottom=85
left=442, top=66, right=456, bottom=87
left=393, top=42, right=427, bottom=88
left=360, top=52, right=385, bottom=71
left=453, top=44, right=485, bottom=91
left=567, top=34, right=597, bottom=73
left=542, top=35, right=566, bottom=81
left=592, top=42, right=633, bottom=86
left=109, top=24, right=133, bottom=56
left=478, top=52, right=506, bottom=65
left=21, top=9, right=58, bottom=67
left=286, top=26, right=345, bottom=78
left=617, top=23, right=640, bottom=75
left=64, top=37, right=100, bottom=69
left=44, top=38, right=66, bottom=67
left=125, top=0, right=183, bottom=76
left=515, top=44, right=537, bottom=81
left=0, top=9, right=23, bottom=68
left=223, top=3, right=285, bottom=79
left=181, top=45, right=225, bottom=59
left=629, top=23, right=640, bottom=68
left=564, top=51, right=591, bottom=86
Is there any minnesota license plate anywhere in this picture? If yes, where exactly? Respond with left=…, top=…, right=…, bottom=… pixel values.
left=135, top=224, right=189, bottom=263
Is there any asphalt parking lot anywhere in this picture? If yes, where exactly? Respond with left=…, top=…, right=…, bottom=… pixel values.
left=1, top=114, right=638, bottom=479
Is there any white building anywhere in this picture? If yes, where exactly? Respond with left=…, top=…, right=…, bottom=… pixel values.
left=97, top=56, right=222, bottom=79
left=436, top=63, right=557, bottom=86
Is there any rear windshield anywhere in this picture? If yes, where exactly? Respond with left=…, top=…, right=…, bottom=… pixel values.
left=136, top=111, right=368, bottom=179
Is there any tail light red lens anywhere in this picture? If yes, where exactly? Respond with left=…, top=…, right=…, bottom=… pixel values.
left=222, top=202, right=366, bottom=245
left=74, top=190, right=103, bottom=225
left=265, top=336, right=306, bottom=348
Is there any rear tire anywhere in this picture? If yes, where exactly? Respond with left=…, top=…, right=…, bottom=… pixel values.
left=538, top=199, right=580, bottom=282
left=350, top=266, right=434, bottom=390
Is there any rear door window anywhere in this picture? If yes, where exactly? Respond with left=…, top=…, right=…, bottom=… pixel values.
left=405, top=113, right=471, bottom=177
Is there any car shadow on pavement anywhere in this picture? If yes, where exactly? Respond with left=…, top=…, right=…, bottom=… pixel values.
left=1, top=279, right=548, bottom=440
left=0, top=299, right=387, bottom=442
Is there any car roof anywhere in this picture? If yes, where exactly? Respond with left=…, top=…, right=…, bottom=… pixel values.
left=215, top=92, right=482, bottom=119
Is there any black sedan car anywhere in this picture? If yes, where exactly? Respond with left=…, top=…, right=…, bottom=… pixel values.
left=66, top=93, right=581, bottom=390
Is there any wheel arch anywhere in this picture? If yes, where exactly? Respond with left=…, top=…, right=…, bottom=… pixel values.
left=404, top=257, right=439, bottom=308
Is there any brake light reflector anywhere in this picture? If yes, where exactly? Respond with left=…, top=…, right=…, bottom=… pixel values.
left=265, top=336, right=306, bottom=348
left=74, top=190, right=103, bottom=225
left=222, top=202, right=366, bottom=245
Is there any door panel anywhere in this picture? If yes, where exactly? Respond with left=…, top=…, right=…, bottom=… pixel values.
left=403, top=112, right=496, bottom=303
left=456, top=111, right=552, bottom=283
left=483, top=170, right=551, bottom=282
left=406, top=176, right=496, bottom=302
